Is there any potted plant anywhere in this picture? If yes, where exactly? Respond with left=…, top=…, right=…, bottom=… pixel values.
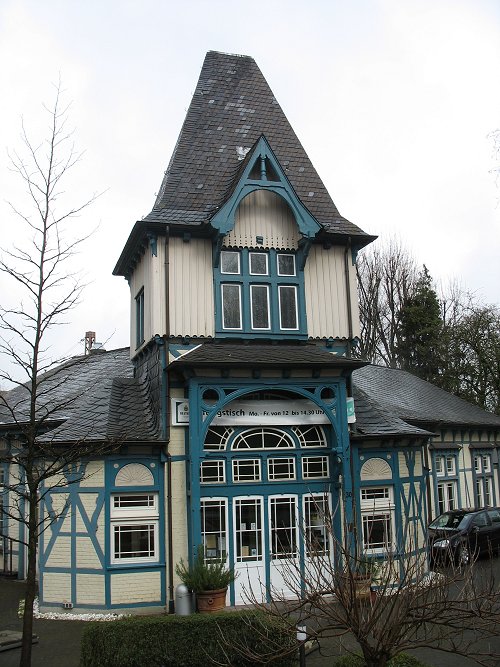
left=344, top=554, right=380, bottom=601
left=175, top=545, right=238, bottom=613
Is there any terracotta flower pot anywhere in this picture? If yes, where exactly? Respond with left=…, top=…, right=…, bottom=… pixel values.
left=196, top=587, right=228, bottom=613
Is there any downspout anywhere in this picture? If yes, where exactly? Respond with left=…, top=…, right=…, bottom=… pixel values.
left=344, top=237, right=354, bottom=358
left=157, top=225, right=175, bottom=613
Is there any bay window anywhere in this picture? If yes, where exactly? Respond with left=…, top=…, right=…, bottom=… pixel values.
left=216, top=249, right=305, bottom=337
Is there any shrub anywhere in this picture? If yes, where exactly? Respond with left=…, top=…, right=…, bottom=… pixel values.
left=80, top=610, right=296, bottom=667
left=333, top=653, right=429, bottom=667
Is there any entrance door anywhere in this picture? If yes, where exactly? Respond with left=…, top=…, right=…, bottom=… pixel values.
left=233, top=497, right=265, bottom=604
left=268, top=495, right=299, bottom=599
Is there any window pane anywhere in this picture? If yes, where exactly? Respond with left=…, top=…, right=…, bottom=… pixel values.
left=113, top=494, right=155, bottom=509
left=233, top=459, right=261, bottom=482
left=302, top=456, right=329, bottom=479
left=279, top=286, right=298, bottom=329
left=277, top=254, right=296, bottom=276
left=235, top=498, right=262, bottom=561
left=200, top=460, right=225, bottom=484
left=250, top=285, right=269, bottom=329
left=249, top=253, right=268, bottom=275
left=201, top=500, right=227, bottom=559
left=268, top=458, right=295, bottom=481
left=304, top=496, right=329, bottom=556
left=222, top=284, right=241, bottom=329
left=114, top=524, right=155, bottom=559
left=270, top=497, right=297, bottom=559
left=362, top=513, right=391, bottom=550
left=221, top=251, right=240, bottom=274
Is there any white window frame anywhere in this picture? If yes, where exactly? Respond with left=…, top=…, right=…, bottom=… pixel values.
left=250, top=284, right=271, bottom=330
left=269, top=495, right=299, bottom=560
left=302, top=455, right=329, bottom=479
left=303, top=493, right=332, bottom=557
left=437, top=480, right=457, bottom=514
left=277, top=253, right=296, bottom=276
left=360, top=486, right=395, bottom=554
left=278, top=285, right=299, bottom=331
left=267, top=457, right=296, bottom=481
left=110, top=493, right=159, bottom=564
left=201, top=497, right=228, bottom=560
left=200, top=460, right=225, bottom=484
left=249, top=252, right=268, bottom=275
left=232, top=458, right=261, bottom=482
left=220, top=250, right=241, bottom=274
left=221, top=283, right=242, bottom=330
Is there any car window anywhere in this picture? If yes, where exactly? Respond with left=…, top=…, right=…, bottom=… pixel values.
left=488, top=509, right=500, bottom=523
left=429, top=512, right=467, bottom=529
left=471, top=512, right=490, bottom=527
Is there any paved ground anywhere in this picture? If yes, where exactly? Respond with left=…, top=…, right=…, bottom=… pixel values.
left=2, top=561, right=500, bottom=666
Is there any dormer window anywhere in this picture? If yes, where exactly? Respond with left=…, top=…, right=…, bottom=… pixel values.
left=215, top=248, right=306, bottom=338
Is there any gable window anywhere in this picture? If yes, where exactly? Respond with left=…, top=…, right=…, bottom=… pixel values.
left=135, top=288, right=145, bottom=348
left=215, top=249, right=305, bottom=337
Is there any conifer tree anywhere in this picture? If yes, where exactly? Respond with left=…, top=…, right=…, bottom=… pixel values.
left=397, top=265, right=443, bottom=383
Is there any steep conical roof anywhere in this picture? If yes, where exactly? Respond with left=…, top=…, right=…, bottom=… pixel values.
left=144, top=51, right=370, bottom=240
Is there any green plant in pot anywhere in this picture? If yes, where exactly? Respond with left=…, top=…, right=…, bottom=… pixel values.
left=175, top=545, right=238, bottom=613
left=345, top=554, right=380, bottom=600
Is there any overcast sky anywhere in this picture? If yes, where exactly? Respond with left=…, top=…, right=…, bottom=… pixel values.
left=1, top=0, right=499, bottom=384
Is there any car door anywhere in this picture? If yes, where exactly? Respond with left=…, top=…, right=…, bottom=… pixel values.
left=487, top=509, right=500, bottom=550
left=470, top=512, right=493, bottom=555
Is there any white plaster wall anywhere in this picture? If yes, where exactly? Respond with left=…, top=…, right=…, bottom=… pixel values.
left=76, top=574, right=105, bottom=605
left=42, top=572, right=71, bottom=603
left=45, top=535, right=71, bottom=568
left=171, top=460, right=188, bottom=585
left=76, top=538, right=101, bottom=568
left=110, top=571, right=161, bottom=604
left=79, top=461, right=105, bottom=487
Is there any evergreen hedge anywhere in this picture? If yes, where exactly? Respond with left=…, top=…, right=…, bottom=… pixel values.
left=80, top=610, right=297, bottom=667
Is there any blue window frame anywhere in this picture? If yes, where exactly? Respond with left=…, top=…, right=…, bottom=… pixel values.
left=472, top=451, right=495, bottom=507
left=433, top=452, right=459, bottom=515
left=135, top=288, right=144, bottom=348
left=215, top=249, right=306, bottom=338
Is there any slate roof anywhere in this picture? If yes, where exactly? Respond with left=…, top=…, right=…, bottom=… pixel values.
left=169, top=343, right=365, bottom=370
left=352, top=365, right=500, bottom=429
left=0, top=348, right=160, bottom=443
left=143, top=51, right=371, bottom=240
left=351, top=385, right=432, bottom=439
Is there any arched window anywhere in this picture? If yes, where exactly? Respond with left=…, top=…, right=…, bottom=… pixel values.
left=231, top=428, right=295, bottom=450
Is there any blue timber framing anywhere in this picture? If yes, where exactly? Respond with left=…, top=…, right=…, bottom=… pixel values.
left=186, top=375, right=350, bottom=605
left=39, top=456, right=166, bottom=611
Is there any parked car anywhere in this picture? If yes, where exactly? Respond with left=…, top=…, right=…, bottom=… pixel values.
left=427, top=507, right=500, bottom=566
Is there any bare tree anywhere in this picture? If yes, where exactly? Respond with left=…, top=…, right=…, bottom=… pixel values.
left=0, top=83, right=112, bottom=667
left=232, top=502, right=500, bottom=667
left=356, top=238, right=419, bottom=367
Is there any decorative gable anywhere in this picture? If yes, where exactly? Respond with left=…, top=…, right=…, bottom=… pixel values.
left=210, top=136, right=321, bottom=240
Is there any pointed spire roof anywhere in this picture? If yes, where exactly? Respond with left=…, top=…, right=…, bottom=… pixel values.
left=144, top=51, right=370, bottom=241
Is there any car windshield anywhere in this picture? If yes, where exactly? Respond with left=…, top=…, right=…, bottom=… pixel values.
left=429, top=512, right=471, bottom=530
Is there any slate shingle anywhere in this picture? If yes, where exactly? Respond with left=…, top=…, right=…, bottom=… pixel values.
left=144, top=51, right=371, bottom=241
left=353, top=365, right=500, bottom=429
